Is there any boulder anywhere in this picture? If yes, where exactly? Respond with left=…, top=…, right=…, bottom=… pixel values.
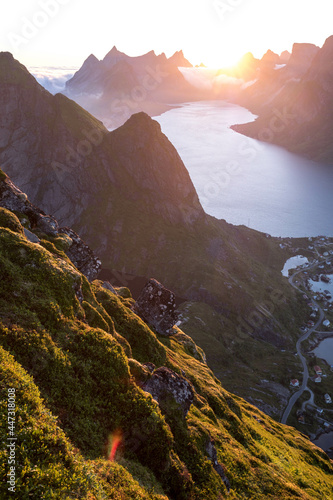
left=37, top=215, right=59, bottom=236
left=59, top=227, right=101, bottom=282
left=133, top=278, right=178, bottom=335
left=143, top=366, right=194, bottom=418
left=102, top=281, right=117, bottom=294
left=23, top=228, right=40, bottom=244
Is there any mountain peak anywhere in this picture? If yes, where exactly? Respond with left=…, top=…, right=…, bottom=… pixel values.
left=168, top=50, right=193, bottom=67
left=84, top=53, right=99, bottom=64
left=103, top=45, right=127, bottom=63
left=109, top=111, right=204, bottom=225
left=0, top=52, right=41, bottom=88
left=0, top=51, right=14, bottom=62
left=321, top=34, right=333, bottom=52
left=110, top=45, right=120, bottom=54
left=121, top=111, right=162, bottom=134
left=286, top=42, right=320, bottom=74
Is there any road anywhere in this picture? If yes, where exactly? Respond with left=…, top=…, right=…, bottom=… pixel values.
left=281, top=260, right=326, bottom=424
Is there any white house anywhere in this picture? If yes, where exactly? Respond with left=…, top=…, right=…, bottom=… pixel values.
left=325, top=394, right=332, bottom=404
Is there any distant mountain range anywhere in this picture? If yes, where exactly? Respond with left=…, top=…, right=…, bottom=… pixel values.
left=64, top=47, right=201, bottom=128
left=60, top=38, right=333, bottom=165
left=232, top=36, right=333, bottom=164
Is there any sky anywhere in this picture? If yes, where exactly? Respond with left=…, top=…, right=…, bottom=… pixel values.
left=1, top=0, right=333, bottom=69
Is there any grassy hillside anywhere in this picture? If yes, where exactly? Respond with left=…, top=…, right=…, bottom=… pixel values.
left=0, top=207, right=332, bottom=499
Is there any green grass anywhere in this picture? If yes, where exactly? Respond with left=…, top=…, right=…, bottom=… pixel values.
left=0, top=212, right=332, bottom=499
left=176, top=301, right=304, bottom=419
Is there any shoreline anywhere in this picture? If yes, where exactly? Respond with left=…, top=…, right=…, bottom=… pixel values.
left=306, top=331, right=333, bottom=356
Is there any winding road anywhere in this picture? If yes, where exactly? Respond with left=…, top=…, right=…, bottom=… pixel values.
left=281, top=260, right=327, bottom=424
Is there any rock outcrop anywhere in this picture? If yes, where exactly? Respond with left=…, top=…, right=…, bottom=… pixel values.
left=133, top=279, right=178, bottom=335
left=143, top=366, right=194, bottom=418
left=58, top=227, right=101, bottom=282
left=0, top=168, right=101, bottom=280
left=205, top=438, right=231, bottom=492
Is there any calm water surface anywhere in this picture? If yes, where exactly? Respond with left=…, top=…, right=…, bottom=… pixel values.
left=313, top=338, right=333, bottom=366
left=156, top=101, right=333, bottom=237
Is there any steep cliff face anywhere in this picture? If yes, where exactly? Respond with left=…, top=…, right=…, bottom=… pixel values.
left=233, top=36, right=333, bottom=164
left=285, top=43, right=320, bottom=76
left=0, top=52, right=108, bottom=227
left=106, top=112, right=203, bottom=225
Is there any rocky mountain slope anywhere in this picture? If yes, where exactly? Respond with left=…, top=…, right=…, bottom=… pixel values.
left=232, top=36, right=333, bottom=164
left=64, top=47, right=200, bottom=128
left=0, top=52, right=309, bottom=415
left=0, top=180, right=332, bottom=498
left=233, top=43, right=320, bottom=114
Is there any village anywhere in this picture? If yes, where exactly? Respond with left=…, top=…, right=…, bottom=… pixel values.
left=279, top=235, right=333, bottom=456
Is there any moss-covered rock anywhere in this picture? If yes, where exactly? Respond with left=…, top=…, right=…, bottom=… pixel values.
left=82, top=300, right=110, bottom=332
left=94, top=282, right=167, bottom=366
left=115, top=286, right=132, bottom=299
left=0, top=207, right=23, bottom=234
left=128, top=358, right=151, bottom=385
left=0, top=167, right=7, bottom=181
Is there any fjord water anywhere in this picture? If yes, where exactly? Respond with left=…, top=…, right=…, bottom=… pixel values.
left=156, top=101, right=333, bottom=237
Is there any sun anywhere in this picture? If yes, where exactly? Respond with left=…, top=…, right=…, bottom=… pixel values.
left=204, top=47, right=248, bottom=69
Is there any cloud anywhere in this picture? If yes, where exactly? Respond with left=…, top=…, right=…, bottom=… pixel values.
left=29, top=67, right=77, bottom=94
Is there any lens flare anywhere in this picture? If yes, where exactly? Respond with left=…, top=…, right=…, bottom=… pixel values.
left=107, top=430, right=123, bottom=462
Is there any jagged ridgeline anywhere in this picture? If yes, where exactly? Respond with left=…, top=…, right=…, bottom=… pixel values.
left=233, top=35, right=333, bottom=164
left=0, top=171, right=332, bottom=499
